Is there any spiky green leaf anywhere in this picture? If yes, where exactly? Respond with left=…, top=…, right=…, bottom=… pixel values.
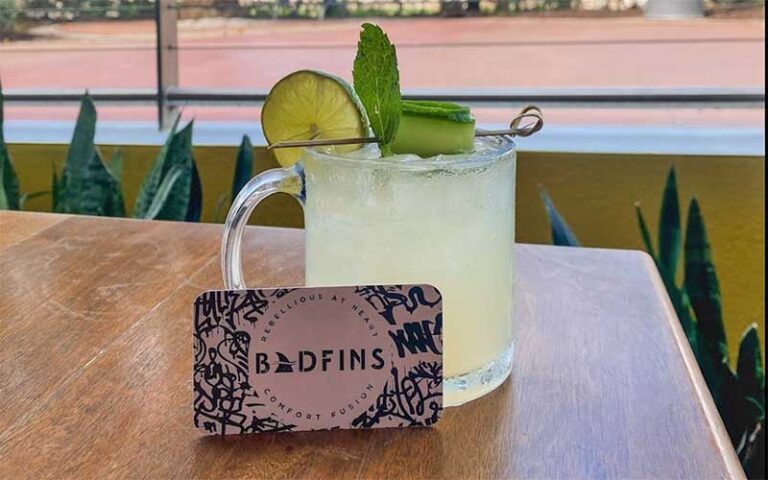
left=58, top=94, right=98, bottom=213
left=740, top=420, right=765, bottom=479
left=185, top=159, right=202, bottom=222
left=154, top=122, right=194, bottom=221
left=737, top=324, right=765, bottom=408
left=539, top=186, right=580, bottom=247
left=713, top=361, right=742, bottom=444
left=106, top=149, right=125, bottom=217
left=232, top=135, right=253, bottom=202
left=685, top=198, right=727, bottom=369
left=61, top=150, right=125, bottom=216
left=133, top=116, right=182, bottom=218
left=133, top=120, right=195, bottom=221
left=635, top=203, right=657, bottom=263
left=154, top=166, right=191, bottom=221
left=47, top=95, right=125, bottom=217
left=143, top=165, right=186, bottom=220
left=165, top=121, right=194, bottom=171
left=658, top=167, right=681, bottom=282
left=733, top=396, right=765, bottom=476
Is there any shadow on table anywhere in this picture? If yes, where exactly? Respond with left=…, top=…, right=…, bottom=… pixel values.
left=190, top=379, right=515, bottom=478
left=192, top=424, right=442, bottom=477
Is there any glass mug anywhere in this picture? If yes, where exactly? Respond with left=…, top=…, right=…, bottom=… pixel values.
left=221, top=137, right=516, bottom=406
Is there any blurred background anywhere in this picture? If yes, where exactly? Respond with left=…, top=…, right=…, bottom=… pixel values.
left=0, top=0, right=763, bottom=125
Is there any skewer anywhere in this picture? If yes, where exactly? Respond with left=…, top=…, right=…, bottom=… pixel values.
left=267, top=105, right=544, bottom=150
left=266, top=136, right=378, bottom=150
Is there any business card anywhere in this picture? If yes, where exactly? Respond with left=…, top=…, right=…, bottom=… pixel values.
left=193, top=285, right=443, bottom=435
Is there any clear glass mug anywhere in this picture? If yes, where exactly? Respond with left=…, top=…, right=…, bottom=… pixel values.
left=222, top=137, right=516, bottom=406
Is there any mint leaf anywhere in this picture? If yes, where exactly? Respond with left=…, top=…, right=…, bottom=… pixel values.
left=353, top=23, right=401, bottom=156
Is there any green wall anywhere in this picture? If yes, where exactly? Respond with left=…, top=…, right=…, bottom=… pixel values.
left=8, top=142, right=765, bottom=362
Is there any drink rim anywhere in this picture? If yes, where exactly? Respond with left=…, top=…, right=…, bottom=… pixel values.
left=302, top=136, right=516, bottom=172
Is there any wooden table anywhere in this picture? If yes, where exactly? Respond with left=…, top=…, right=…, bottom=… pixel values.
left=0, top=211, right=743, bottom=479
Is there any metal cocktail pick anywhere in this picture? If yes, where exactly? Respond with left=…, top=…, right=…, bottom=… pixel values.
left=267, top=105, right=544, bottom=150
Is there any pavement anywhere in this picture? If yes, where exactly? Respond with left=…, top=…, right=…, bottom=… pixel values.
left=1, top=16, right=765, bottom=125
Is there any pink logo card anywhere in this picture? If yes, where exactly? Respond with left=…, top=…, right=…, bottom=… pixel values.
left=193, top=285, right=443, bottom=435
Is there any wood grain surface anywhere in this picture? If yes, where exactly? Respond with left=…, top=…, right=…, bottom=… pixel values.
left=0, top=210, right=69, bottom=251
left=0, top=211, right=743, bottom=479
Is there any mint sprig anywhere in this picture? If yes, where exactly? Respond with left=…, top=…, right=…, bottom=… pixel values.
left=353, top=23, right=401, bottom=156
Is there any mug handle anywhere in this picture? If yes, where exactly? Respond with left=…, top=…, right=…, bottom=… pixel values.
left=221, top=163, right=304, bottom=290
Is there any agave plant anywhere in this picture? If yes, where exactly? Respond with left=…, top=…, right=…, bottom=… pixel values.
left=1, top=81, right=211, bottom=220
left=52, top=94, right=125, bottom=216
left=636, top=169, right=764, bottom=479
left=49, top=93, right=204, bottom=221
left=1, top=84, right=254, bottom=220
left=541, top=170, right=765, bottom=478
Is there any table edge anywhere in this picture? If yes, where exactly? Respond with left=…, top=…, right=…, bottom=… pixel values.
left=0, top=213, right=746, bottom=478
left=640, top=253, right=745, bottom=479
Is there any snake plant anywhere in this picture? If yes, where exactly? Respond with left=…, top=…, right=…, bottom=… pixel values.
left=636, top=168, right=764, bottom=479
left=0, top=84, right=215, bottom=221
left=53, top=94, right=125, bottom=217
left=541, top=170, right=765, bottom=478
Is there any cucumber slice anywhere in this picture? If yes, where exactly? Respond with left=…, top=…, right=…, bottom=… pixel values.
left=391, top=100, right=476, bottom=157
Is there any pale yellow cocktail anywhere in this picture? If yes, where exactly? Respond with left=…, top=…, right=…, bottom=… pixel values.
left=303, top=137, right=516, bottom=406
